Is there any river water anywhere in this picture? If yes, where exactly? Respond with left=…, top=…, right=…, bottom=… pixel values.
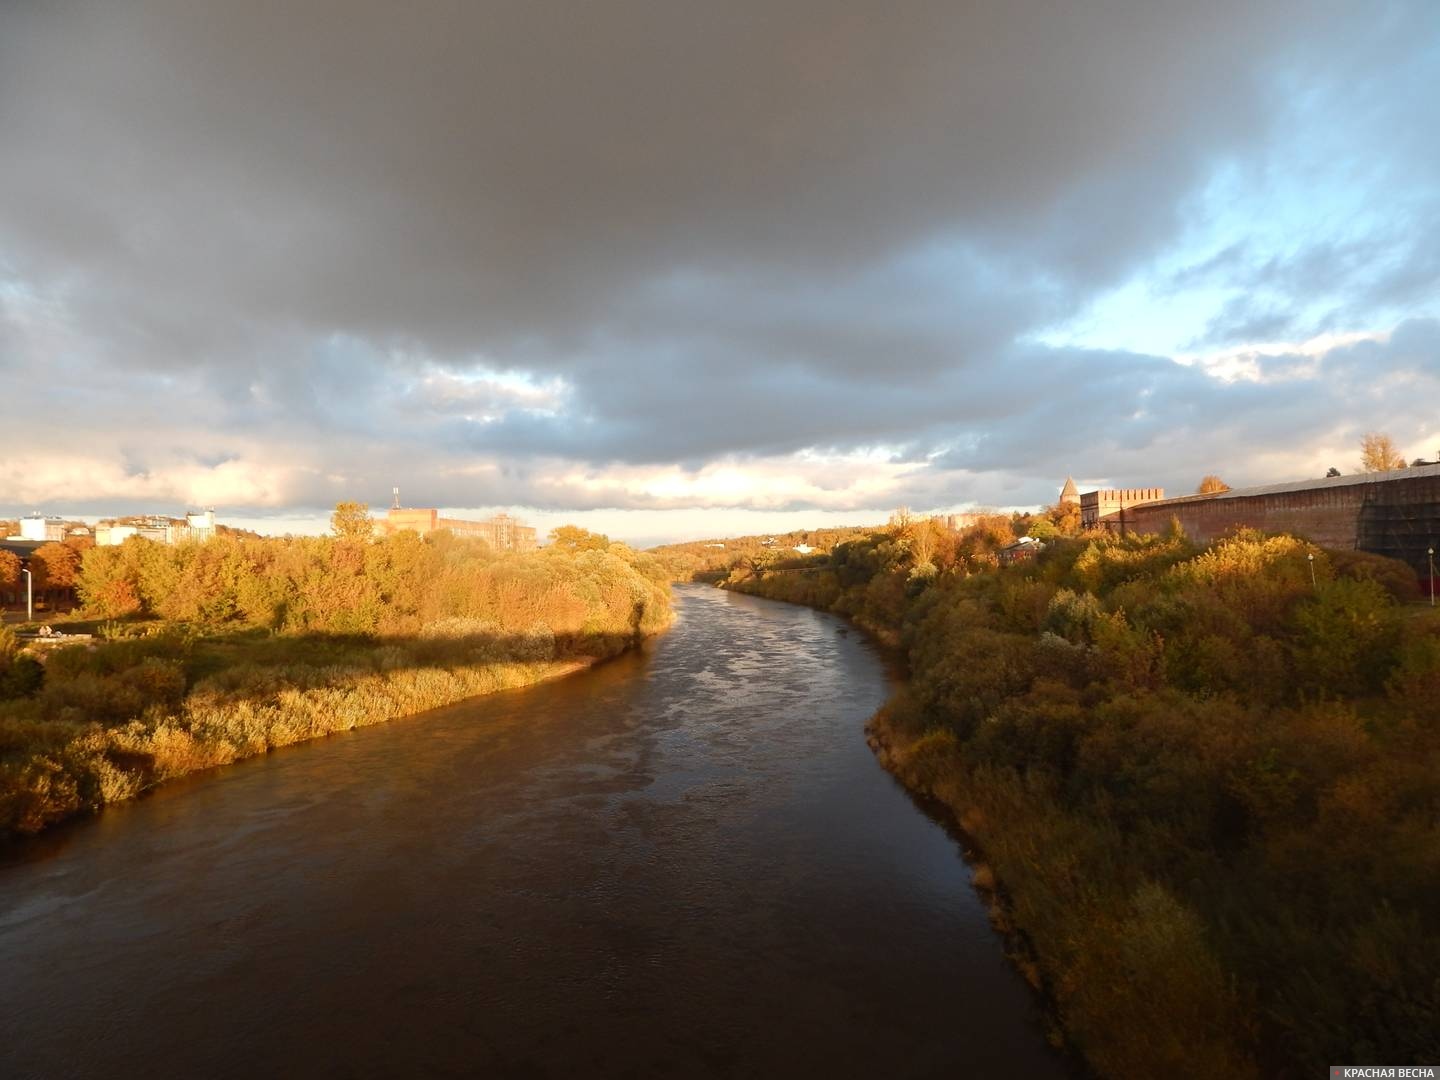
left=0, top=586, right=1068, bottom=1079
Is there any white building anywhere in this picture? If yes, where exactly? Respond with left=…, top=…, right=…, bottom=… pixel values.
left=18, top=514, right=65, bottom=542
left=95, top=524, right=139, bottom=546
left=95, top=509, right=220, bottom=546
left=95, top=521, right=167, bottom=545
left=185, top=508, right=216, bottom=541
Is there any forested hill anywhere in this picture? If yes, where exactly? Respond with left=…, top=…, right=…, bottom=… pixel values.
left=649, top=524, right=882, bottom=582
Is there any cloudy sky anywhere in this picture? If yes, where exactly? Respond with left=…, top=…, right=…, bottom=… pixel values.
left=2, top=2, right=1438, bottom=544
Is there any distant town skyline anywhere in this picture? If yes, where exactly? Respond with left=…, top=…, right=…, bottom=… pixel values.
left=3, top=3, right=1438, bottom=544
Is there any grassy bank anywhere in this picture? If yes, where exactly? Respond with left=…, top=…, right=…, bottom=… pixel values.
left=729, top=526, right=1440, bottom=1077
left=1, top=529, right=673, bottom=840
left=0, top=628, right=605, bottom=838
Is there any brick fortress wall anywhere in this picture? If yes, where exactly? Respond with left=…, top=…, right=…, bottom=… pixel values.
left=1124, top=487, right=1366, bottom=549
left=1119, top=466, right=1440, bottom=575
left=1081, top=487, right=1166, bottom=529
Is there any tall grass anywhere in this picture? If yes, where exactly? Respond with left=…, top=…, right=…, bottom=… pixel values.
left=0, top=640, right=589, bottom=837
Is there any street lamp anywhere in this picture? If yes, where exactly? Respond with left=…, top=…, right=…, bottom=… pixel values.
left=1429, top=547, right=1435, bottom=608
left=1307, top=552, right=1316, bottom=590
left=20, top=567, right=32, bottom=623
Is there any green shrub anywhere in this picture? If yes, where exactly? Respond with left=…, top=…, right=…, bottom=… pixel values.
left=1289, top=577, right=1401, bottom=697
left=0, top=655, right=44, bottom=700
left=1328, top=548, right=1421, bottom=602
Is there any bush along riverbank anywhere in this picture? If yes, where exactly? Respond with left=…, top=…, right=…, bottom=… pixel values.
left=727, top=524, right=1440, bottom=1078
left=0, top=528, right=672, bottom=840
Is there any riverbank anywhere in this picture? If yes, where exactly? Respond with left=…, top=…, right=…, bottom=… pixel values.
left=727, top=527, right=1440, bottom=1077
left=0, top=632, right=648, bottom=841
left=862, top=700, right=1054, bottom=1018
left=730, top=568, right=1264, bottom=1076
left=861, top=692, right=1255, bottom=1077
left=1, top=527, right=678, bottom=841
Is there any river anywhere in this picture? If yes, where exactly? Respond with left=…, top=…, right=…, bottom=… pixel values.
left=0, top=585, right=1068, bottom=1078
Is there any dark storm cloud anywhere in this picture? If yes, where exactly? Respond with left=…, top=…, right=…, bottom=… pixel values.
left=0, top=1, right=1320, bottom=346
left=1, top=1, right=1437, bottom=519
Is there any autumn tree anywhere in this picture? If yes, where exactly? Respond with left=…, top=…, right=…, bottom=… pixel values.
left=330, top=501, right=374, bottom=541
left=30, top=542, right=80, bottom=605
left=1360, top=432, right=1407, bottom=473
left=0, top=550, right=20, bottom=599
left=1197, top=475, right=1231, bottom=494
left=910, top=517, right=946, bottom=575
left=547, top=525, right=610, bottom=552
left=1044, top=499, right=1083, bottom=536
left=1026, top=517, right=1058, bottom=541
left=888, top=506, right=914, bottom=537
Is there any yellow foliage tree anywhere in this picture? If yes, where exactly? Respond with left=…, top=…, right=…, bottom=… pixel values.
left=0, top=550, right=20, bottom=596
left=330, top=501, right=374, bottom=541
left=1360, top=432, right=1407, bottom=472
left=548, top=525, right=610, bottom=552
left=30, top=542, right=80, bottom=602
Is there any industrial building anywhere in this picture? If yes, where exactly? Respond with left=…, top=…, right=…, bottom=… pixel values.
left=379, top=492, right=537, bottom=551
left=14, top=514, right=66, bottom=542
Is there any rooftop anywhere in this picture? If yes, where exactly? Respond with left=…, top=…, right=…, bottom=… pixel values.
left=0, top=539, right=44, bottom=557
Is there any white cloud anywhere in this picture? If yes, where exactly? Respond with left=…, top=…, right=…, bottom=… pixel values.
left=0, top=454, right=302, bottom=508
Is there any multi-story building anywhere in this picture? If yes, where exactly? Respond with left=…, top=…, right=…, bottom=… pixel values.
left=17, top=514, right=66, bottom=542
left=95, top=509, right=219, bottom=546
left=182, top=509, right=217, bottom=542
left=380, top=506, right=538, bottom=551
left=96, top=519, right=168, bottom=545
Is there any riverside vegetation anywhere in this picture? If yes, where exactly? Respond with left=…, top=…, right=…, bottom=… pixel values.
left=0, top=524, right=671, bottom=839
left=728, top=517, right=1439, bottom=1078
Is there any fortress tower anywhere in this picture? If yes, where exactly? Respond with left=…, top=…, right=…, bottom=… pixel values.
left=1060, top=476, right=1080, bottom=506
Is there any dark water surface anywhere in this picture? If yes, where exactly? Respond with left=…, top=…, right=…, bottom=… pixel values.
left=1, top=586, right=1067, bottom=1079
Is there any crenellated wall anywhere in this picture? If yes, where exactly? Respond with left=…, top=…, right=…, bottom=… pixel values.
left=1080, top=487, right=1166, bottom=529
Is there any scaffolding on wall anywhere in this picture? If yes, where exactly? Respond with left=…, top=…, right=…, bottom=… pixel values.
left=1357, top=488, right=1440, bottom=582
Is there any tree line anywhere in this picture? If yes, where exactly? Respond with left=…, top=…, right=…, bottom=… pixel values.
left=72, top=526, right=670, bottom=640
